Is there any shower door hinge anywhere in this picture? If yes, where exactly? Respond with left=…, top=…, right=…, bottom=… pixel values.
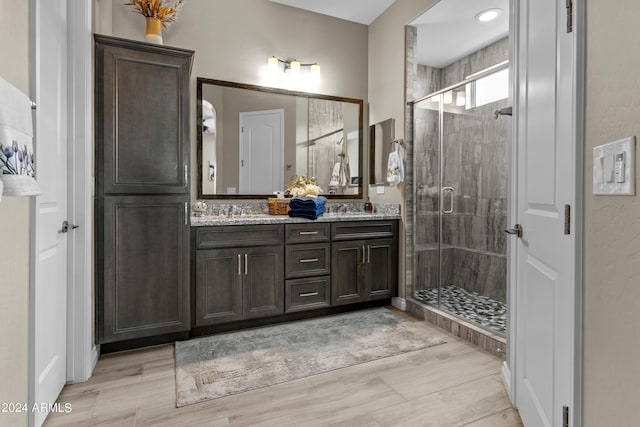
left=563, top=405, right=569, bottom=427
left=566, top=0, right=573, bottom=33
left=564, top=204, right=571, bottom=235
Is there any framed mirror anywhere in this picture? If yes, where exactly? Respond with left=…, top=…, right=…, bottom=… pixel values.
left=197, top=78, right=363, bottom=199
left=369, top=118, right=395, bottom=185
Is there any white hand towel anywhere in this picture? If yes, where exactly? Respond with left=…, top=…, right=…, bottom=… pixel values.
left=386, top=151, right=404, bottom=185
left=0, top=76, right=40, bottom=197
left=329, top=162, right=341, bottom=186
left=341, top=158, right=351, bottom=187
left=203, top=118, right=216, bottom=134
left=202, top=100, right=215, bottom=119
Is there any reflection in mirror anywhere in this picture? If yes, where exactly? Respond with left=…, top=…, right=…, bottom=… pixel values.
left=197, top=78, right=363, bottom=199
left=369, top=118, right=395, bottom=185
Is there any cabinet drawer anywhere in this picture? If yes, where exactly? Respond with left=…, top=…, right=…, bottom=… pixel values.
left=196, top=225, right=284, bottom=249
left=285, top=223, right=330, bottom=243
left=285, top=243, right=330, bottom=278
left=331, top=221, right=397, bottom=241
left=285, top=276, right=331, bottom=312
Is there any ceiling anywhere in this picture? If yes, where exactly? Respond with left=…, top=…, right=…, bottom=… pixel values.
left=267, top=0, right=508, bottom=68
left=411, top=0, right=509, bottom=68
left=268, top=0, right=396, bottom=25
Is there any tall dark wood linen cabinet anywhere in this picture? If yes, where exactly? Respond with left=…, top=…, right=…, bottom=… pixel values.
left=94, top=35, right=194, bottom=345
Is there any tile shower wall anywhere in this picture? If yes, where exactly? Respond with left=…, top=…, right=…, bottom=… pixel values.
left=413, top=38, right=509, bottom=303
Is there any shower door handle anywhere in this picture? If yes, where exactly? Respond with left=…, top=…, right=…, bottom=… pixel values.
left=442, top=187, right=454, bottom=214
left=504, top=224, right=523, bottom=238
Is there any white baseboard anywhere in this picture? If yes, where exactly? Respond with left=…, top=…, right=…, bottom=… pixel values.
left=91, top=345, right=100, bottom=373
left=391, top=297, right=406, bottom=311
left=502, top=361, right=514, bottom=404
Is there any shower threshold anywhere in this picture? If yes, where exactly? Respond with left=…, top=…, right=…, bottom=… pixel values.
left=407, top=295, right=506, bottom=360
left=414, top=286, right=507, bottom=336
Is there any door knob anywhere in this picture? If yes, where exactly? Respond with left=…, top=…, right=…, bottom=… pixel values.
left=504, top=224, right=523, bottom=238
left=60, top=220, right=79, bottom=233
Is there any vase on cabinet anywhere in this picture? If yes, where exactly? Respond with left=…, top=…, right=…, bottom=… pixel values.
left=145, top=17, right=163, bottom=45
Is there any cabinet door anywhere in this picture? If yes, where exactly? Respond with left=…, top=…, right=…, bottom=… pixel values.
left=243, top=245, right=284, bottom=319
left=96, top=38, right=192, bottom=194
left=331, top=240, right=366, bottom=305
left=366, top=238, right=398, bottom=300
left=195, top=248, right=243, bottom=326
left=99, top=195, right=190, bottom=343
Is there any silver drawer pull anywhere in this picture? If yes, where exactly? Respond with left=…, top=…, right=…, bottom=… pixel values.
left=299, top=292, right=319, bottom=297
left=299, top=231, right=319, bottom=235
left=299, top=258, right=319, bottom=263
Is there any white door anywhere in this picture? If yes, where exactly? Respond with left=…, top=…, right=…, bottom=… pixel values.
left=31, top=0, right=69, bottom=425
left=512, top=0, right=578, bottom=425
left=239, top=109, right=284, bottom=194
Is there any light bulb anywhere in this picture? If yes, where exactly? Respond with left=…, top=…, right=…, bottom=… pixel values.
left=289, top=60, right=301, bottom=76
left=268, top=56, right=278, bottom=74
left=310, top=63, right=321, bottom=79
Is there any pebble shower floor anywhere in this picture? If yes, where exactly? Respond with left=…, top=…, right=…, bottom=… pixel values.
left=414, top=286, right=507, bottom=335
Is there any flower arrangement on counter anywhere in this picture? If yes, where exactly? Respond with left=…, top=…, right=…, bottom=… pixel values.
left=126, top=0, right=185, bottom=27
left=286, top=176, right=323, bottom=198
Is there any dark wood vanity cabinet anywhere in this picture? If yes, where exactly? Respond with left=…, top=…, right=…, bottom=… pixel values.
left=193, top=220, right=397, bottom=331
left=94, top=35, right=193, bottom=194
left=331, top=221, right=398, bottom=306
left=284, top=223, right=332, bottom=313
left=95, top=35, right=194, bottom=345
left=194, top=226, right=285, bottom=326
left=99, top=195, right=190, bottom=343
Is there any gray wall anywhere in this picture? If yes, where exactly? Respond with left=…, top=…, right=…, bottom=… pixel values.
left=583, top=0, right=640, bottom=424
left=0, top=1, right=30, bottom=425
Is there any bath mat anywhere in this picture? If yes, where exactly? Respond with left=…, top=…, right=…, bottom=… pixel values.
left=174, top=308, right=446, bottom=407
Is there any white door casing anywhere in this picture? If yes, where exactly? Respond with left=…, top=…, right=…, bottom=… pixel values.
left=239, top=109, right=284, bottom=194
left=30, top=0, right=69, bottom=425
left=511, top=0, right=581, bottom=425
left=66, top=0, right=96, bottom=383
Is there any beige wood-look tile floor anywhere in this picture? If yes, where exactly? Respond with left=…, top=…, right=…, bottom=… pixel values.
left=45, top=310, right=523, bottom=427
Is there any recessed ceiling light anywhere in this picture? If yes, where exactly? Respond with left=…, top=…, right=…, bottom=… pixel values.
left=475, top=8, right=502, bottom=22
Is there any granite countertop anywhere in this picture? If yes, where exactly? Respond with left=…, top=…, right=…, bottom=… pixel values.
left=190, top=211, right=401, bottom=226
left=189, top=201, right=401, bottom=226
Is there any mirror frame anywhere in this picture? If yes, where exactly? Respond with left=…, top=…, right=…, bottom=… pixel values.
left=197, top=77, right=364, bottom=199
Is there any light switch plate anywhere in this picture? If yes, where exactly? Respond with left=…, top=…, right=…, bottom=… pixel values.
left=376, top=185, right=385, bottom=194
left=593, top=136, right=635, bottom=195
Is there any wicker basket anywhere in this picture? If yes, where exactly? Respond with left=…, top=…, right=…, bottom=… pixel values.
left=268, top=198, right=290, bottom=215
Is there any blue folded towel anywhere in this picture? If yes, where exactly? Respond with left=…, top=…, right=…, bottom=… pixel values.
left=288, top=206, right=325, bottom=220
left=289, top=196, right=327, bottom=211
left=288, top=197, right=326, bottom=220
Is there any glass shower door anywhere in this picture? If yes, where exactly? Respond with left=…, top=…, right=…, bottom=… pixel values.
left=438, top=87, right=509, bottom=335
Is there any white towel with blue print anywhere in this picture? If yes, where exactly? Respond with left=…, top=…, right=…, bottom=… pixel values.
left=0, top=76, right=40, bottom=198
left=386, top=151, right=404, bottom=185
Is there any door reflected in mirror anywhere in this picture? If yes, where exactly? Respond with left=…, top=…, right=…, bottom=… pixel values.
left=197, top=78, right=363, bottom=199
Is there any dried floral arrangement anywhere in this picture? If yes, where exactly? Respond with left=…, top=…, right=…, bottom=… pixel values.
left=286, top=176, right=323, bottom=198
left=126, top=0, right=185, bottom=27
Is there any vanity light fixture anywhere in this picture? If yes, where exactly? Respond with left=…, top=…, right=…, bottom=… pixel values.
left=268, top=56, right=321, bottom=77
left=475, top=8, right=502, bottom=22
